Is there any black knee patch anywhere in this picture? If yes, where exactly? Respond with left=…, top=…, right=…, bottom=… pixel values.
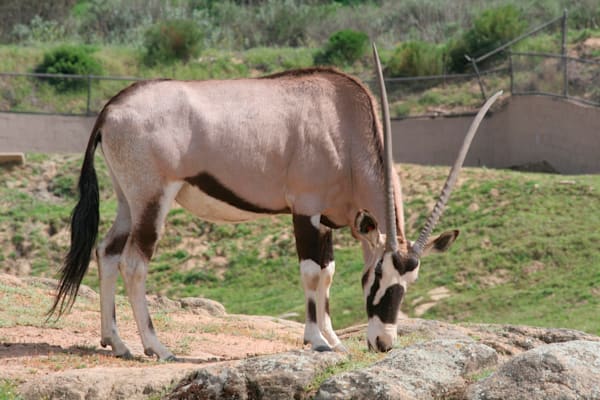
left=293, top=215, right=334, bottom=269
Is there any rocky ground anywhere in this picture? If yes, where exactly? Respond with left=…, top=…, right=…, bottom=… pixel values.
left=2, top=273, right=600, bottom=399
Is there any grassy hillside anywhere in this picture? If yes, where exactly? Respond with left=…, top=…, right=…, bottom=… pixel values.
left=1, top=154, right=599, bottom=334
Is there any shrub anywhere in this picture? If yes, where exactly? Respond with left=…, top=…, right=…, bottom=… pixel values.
left=34, top=45, right=103, bottom=92
left=143, top=19, right=203, bottom=66
left=314, top=29, right=369, bottom=67
left=386, top=40, right=446, bottom=77
left=448, top=5, right=527, bottom=73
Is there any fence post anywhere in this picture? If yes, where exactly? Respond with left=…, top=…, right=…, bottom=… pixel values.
left=561, top=9, right=568, bottom=98
left=465, top=55, right=487, bottom=100
left=509, top=51, right=514, bottom=95
left=86, top=74, right=92, bottom=116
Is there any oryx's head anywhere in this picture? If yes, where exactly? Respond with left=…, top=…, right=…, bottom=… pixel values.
left=360, top=44, right=502, bottom=352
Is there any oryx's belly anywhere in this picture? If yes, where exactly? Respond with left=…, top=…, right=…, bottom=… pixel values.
left=175, top=183, right=266, bottom=223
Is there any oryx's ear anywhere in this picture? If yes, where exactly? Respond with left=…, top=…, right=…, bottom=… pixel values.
left=354, top=210, right=382, bottom=249
left=421, top=230, right=459, bottom=256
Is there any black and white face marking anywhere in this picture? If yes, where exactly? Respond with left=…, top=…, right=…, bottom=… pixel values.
left=362, top=251, right=421, bottom=352
left=354, top=210, right=458, bottom=352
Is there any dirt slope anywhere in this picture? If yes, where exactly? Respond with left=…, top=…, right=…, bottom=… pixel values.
left=0, top=273, right=304, bottom=397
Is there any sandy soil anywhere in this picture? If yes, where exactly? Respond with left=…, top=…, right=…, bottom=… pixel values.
left=0, top=273, right=304, bottom=384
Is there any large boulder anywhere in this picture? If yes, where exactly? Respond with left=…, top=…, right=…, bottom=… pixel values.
left=467, top=340, right=600, bottom=400
left=168, top=350, right=344, bottom=399
left=315, top=339, right=498, bottom=400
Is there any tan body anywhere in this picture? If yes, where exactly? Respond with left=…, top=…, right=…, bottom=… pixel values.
left=103, top=72, right=402, bottom=227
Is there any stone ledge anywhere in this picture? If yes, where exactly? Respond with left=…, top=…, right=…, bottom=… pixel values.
left=0, top=152, right=25, bottom=166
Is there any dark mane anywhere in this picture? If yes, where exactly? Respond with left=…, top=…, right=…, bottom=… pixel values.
left=260, top=66, right=345, bottom=80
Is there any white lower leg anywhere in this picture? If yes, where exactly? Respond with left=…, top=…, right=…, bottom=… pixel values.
left=317, top=261, right=344, bottom=350
left=97, top=252, right=130, bottom=357
left=122, top=254, right=174, bottom=360
left=301, top=259, right=331, bottom=350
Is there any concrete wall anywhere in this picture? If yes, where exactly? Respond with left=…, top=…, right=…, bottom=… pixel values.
left=1, top=95, right=599, bottom=173
left=392, top=95, right=600, bottom=174
left=0, top=113, right=94, bottom=153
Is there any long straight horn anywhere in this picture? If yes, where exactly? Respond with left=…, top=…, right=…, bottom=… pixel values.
left=411, top=90, right=503, bottom=257
left=372, top=43, right=397, bottom=252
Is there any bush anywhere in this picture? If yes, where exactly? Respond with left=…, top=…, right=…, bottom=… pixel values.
left=386, top=41, right=446, bottom=77
left=34, top=45, right=103, bottom=92
left=447, top=5, right=527, bottom=73
left=314, top=29, right=369, bottom=67
left=143, top=19, right=203, bottom=66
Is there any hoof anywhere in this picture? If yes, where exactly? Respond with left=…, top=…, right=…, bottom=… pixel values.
left=116, top=350, right=133, bottom=360
left=314, top=345, right=333, bottom=352
left=100, top=338, right=111, bottom=348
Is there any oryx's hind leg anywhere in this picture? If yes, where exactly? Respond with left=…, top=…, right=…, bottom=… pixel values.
left=96, top=175, right=132, bottom=358
left=117, top=181, right=183, bottom=361
left=293, top=214, right=344, bottom=352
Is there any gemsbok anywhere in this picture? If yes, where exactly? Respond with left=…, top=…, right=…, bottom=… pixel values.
left=49, top=44, right=500, bottom=360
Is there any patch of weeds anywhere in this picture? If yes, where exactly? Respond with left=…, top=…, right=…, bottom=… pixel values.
left=152, top=311, right=172, bottom=329
left=173, top=336, right=195, bottom=356
left=467, top=367, right=495, bottom=383
left=394, top=332, right=431, bottom=349
left=304, top=337, right=384, bottom=394
left=197, top=323, right=221, bottom=334
left=0, top=380, right=23, bottom=400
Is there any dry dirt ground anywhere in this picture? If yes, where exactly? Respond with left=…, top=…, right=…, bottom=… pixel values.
left=0, top=273, right=304, bottom=387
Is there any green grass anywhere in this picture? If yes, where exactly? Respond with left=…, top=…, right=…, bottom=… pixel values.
left=0, top=381, right=22, bottom=400
left=1, top=156, right=600, bottom=336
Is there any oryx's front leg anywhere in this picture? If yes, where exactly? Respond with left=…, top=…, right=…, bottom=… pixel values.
left=293, top=214, right=344, bottom=352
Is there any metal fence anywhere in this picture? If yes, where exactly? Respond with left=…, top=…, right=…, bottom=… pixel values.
left=0, top=71, right=144, bottom=116
left=0, top=11, right=598, bottom=118
left=510, top=52, right=600, bottom=106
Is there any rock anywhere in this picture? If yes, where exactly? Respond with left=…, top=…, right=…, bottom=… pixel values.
left=168, top=350, right=344, bottom=399
left=180, top=297, right=226, bottom=316
left=467, top=340, right=600, bottom=400
left=147, top=294, right=181, bottom=311
left=20, top=365, right=198, bottom=400
left=315, top=339, right=498, bottom=399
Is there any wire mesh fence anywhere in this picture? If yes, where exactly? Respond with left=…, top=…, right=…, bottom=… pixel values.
left=0, top=11, right=598, bottom=117
left=510, top=51, right=600, bottom=105
left=0, top=71, right=142, bottom=116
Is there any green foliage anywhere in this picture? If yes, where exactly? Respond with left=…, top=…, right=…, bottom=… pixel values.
left=566, top=0, right=600, bottom=29
left=314, top=29, right=369, bottom=67
left=143, top=19, right=203, bottom=66
left=386, top=41, right=446, bottom=77
left=34, top=45, right=103, bottom=92
left=207, top=0, right=337, bottom=49
left=244, top=47, right=315, bottom=73
left=448, top=5, right=527, bottom=72
left=0, top=379, right=22, bottom=400
left=10, top=15, right=67, bottom=43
